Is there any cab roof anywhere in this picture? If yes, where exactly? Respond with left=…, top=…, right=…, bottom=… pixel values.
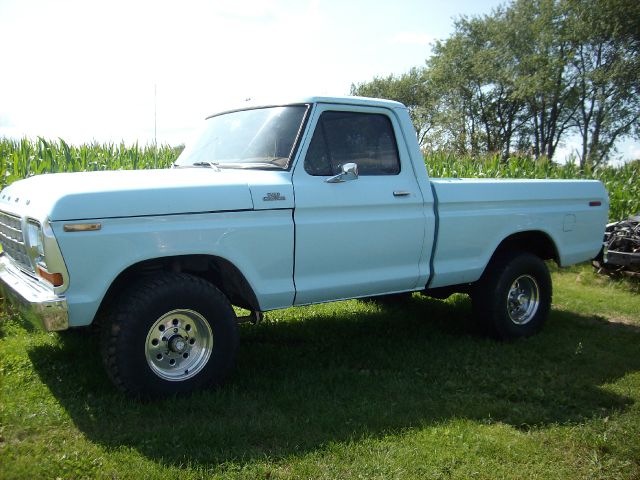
left=207, top=95, right=406, bottom=118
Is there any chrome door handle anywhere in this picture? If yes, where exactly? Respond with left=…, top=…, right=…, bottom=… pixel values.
left=393, top=191, right=411, bottom=197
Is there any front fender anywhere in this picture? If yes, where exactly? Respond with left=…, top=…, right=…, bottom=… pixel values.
left=53, top=210, right=294, bottom=327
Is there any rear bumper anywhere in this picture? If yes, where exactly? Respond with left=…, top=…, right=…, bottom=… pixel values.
left=606, top=250, right=640, bottom=267
left=0, top=254, right=68, bottom=331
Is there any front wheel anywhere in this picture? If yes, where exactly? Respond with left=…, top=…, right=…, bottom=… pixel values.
left=101, top=273, right=239, bottom=398
left=472, top=251, right=552, bottom=340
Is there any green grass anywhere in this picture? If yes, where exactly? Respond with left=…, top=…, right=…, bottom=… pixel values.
left=1, top=264, right=639, bottom=479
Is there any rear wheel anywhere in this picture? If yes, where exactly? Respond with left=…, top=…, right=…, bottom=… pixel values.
left=472, top=251, right=551, bottom=340
left=101, top=273, right=238, bottom=398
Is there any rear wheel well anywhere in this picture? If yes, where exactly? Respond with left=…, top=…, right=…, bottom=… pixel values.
left=96, top=255, right=259, bottom=323
left=424, top=231, right=558, bottom=300
left=492, top=231, right=559, bottom=265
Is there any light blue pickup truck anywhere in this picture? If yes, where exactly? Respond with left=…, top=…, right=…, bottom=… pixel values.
left=0, top=96, right=608, bottom=397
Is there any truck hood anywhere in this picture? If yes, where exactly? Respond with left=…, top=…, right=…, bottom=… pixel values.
left=0, top=168, right=290, bottom=221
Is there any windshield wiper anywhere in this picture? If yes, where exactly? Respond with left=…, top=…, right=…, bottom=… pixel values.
left=215, top=157, right=288, bottom=170
left=174, top=158, right=287, bottom=171
left=263, top=156, right=288, bottom=164
left=217, top=162, right=285, bottom=170
left=192, top=161, right=221, bottom=169
left=173, top=161, right=221, bottom=171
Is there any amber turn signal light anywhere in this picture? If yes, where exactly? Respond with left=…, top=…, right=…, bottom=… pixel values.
left=37, top=266, right=64, bottom=287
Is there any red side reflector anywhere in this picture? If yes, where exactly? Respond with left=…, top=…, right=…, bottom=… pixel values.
left=589, top=201, right=601, bottom=207
left=37, top=266, right=64, bottom=287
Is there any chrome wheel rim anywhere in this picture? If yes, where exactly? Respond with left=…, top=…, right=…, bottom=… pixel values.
left=144, top=309, right=213, bottom=381
left=507, top=275, right=540, bottom=325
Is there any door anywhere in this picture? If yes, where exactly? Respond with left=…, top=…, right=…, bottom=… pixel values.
left=292, top=105, right=427, bottom=305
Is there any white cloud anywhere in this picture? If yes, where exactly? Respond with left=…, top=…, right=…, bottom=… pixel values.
left=624, top=144, right=640, bottom=160
left=208, top=0, right=279, bottom=19
left=0, top=0, right=339, bottom=145
left=390, top=32, right=434, bottom=46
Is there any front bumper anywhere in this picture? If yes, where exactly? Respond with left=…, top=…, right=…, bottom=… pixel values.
left=0, top=254, right=68, bottom=331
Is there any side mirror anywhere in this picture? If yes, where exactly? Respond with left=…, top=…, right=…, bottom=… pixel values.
left=325, top=163, right=359, bottom=183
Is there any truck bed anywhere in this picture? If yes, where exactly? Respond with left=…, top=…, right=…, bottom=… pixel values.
left=428, top=178, right=608, bottom=288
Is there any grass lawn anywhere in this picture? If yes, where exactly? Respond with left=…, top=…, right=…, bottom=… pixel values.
left=1, top=264, right=638, bottom=479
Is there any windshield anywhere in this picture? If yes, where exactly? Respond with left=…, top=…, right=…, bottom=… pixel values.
left=175, top=105, right=308, bottom=170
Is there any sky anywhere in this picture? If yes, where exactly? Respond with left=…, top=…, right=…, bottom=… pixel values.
left=1, top=0, right=638, bottom=163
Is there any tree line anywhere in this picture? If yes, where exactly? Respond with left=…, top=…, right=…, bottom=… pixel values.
left=351, top=0, right=640, bottom=167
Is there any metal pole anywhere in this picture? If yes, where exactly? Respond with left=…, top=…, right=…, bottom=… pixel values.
left=154, top=84, right=157, bottom=168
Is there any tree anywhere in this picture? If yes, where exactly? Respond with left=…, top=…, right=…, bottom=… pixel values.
left=350, top=68, right=435, bottom=145
left=427, top=13, right=529, bottom=159
left=567, top=0, right=640, bottom=167
left=352, top=0, right=640, bottom=164
left=497, top=0, right=579, bottom=160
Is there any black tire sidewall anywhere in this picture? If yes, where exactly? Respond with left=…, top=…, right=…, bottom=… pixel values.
left=479, top=252, right=552, bottom=340
left=103, top=274, right=238, bottom=398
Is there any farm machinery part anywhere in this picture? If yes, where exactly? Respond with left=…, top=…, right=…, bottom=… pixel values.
left=593, top=214, right=640, bottom=278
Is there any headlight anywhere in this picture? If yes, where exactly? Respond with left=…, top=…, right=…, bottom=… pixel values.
left=26, top=220, right=45, bottom=266
left=26, top=219, right=63, bottom=287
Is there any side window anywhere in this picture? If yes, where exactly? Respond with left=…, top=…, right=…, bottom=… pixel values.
left=304, top=111, right=401, bottom=176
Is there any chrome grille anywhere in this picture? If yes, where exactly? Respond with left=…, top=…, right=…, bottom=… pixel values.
left=0, top=210, right=33, bottom=272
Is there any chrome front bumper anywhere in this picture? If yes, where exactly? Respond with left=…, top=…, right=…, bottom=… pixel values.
left=0, top=254, right=68, bottom=331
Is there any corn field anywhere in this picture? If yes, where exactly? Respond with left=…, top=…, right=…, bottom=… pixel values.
left=0, top=138, right=638, bottom=221
left=426, top=152, right=640, bottom=221
left=0, top=138, right=178, bottom=185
